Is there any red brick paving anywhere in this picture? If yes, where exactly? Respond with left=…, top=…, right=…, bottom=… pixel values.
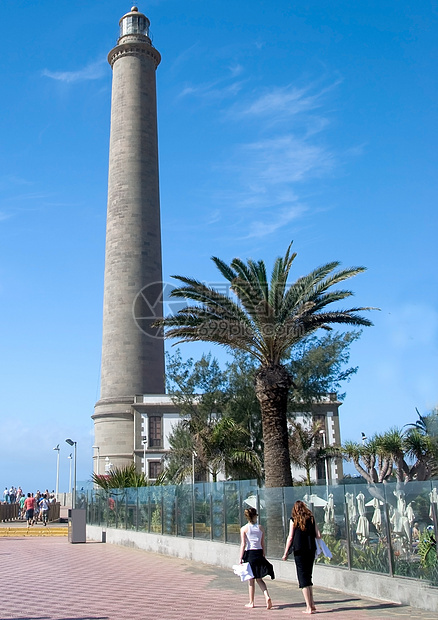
left=0, top=537, right=435, bottom=620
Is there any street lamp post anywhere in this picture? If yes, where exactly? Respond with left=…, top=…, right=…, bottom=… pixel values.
left=67, top=454, right=73, bottom=493
left=65, top=439, right=77, bottom=509
left=92, top=445, right=100, bottom=476
left=192, top=450, right=197, bottom=486
left=320, top=429, right=329, bottom=487
left=142, top=436, right=147, bottom=475
left=53, top=444, right=60, bottom=497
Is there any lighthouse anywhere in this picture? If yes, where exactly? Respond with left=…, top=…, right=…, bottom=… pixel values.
left=93, top=7, right=167, bottom=474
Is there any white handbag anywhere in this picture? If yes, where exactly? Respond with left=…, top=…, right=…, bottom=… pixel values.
left=232, top=562, right=255, bottom=581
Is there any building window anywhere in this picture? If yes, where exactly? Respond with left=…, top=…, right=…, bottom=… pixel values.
left=148, top=416, right=162, bottom=447
left=148, top=460, right=162, bottom=480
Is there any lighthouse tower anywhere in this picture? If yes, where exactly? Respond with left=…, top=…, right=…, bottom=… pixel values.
left=93, top=7, right=166, bottom=473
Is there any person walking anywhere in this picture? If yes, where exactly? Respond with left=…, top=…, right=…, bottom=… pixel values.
left=239, top=507, right=274, bottom=609
left=23, top=493, right=36, bottom=527
left=282, top=500, right=321, bottom=615
left=19, top=493, right=26, bottom=519
left=39, top=494, right=50, bottom=526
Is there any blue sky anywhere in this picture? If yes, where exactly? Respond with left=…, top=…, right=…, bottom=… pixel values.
left=1, top=1, right=437, bottom=492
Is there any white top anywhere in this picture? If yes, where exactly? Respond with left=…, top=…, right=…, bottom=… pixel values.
left=245, top=522, right=263, bottom=550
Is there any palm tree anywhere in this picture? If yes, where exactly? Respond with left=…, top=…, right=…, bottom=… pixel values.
left=289, top=421, right=338, bottom=486
left=162, top=416, right=262, bottom=483
left=158, top=242, right=374, bottom=487
left=343, top=437, right=393, bottom=483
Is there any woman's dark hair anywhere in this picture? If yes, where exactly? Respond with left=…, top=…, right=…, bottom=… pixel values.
left=244, top=507, right=258, bottom=522
left=292, top=500, right=314, bottom=531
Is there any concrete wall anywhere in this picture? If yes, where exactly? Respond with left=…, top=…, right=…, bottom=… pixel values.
left=87, top=525, right=438, bottom=613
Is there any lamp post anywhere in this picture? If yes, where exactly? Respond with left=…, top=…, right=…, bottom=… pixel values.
left=319, top=429, right=329, bottom=487
left=67, top=454, right=72, bottom=493
left=192, top=450, right=197, bottom=486
left=65, top=439, right=77, bottom=508
left=142, top=436, right=147, bottom=475
left=53, top=444, right=60, bottom=497
left=92, top=445, right=100, bottom=476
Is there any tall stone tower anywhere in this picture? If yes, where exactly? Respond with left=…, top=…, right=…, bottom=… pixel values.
left=93, top=6, right=165, bottom=472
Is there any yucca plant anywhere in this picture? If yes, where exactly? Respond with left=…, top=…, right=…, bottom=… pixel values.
left=91, top=464, right=151, bottom=491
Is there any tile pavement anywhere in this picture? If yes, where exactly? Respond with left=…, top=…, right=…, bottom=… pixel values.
left=0, top=536, right=434, bottom=620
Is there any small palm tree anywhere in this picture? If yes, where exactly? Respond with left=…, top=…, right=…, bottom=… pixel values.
left=163, top=416, right=262, bottom=483
left=158, top=242, right=374, bottom=487
left=289, top=421, right=337, bottom=486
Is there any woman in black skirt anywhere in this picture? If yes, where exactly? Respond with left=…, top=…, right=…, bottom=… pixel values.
left=282, top=500, right=321, bottom=614
left=239, top=507, right=274, bottom=609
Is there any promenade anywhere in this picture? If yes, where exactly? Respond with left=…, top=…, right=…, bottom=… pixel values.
left=0, top=534, right=435, bottom=620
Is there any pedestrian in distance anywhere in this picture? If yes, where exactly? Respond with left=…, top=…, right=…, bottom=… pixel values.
left=282, top=500, right=321, bottom=615
left=23, top=493, right=36, bottom=527
left=239, top=507, right=274, bottom=609
left=39, top=494, right=50, bottom=526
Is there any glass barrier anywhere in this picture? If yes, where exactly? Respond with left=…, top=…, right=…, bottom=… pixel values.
left=85, top=479, right=438, bottom=586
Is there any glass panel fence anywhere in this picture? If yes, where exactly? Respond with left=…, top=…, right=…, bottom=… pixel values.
left=137, top=487, right=150, bottom=531
left=193, top=483, right=210, bottom=539
left=176, top=484, right=193, bottom=537
left=84, top=479, right=438, bottom=584
left=224, top=480, right=241, bottom=544
left=125, top=488, right=138, bottom=530
left=211, top=481, right=225, bottom=541
left=162, top=486, right=176, bottom=536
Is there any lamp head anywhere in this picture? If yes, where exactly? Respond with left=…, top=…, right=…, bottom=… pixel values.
left=65, top=439, right=75, bottom=446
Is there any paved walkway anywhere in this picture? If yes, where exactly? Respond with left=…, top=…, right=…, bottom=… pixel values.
left=0, top=536, right=435, bottom=620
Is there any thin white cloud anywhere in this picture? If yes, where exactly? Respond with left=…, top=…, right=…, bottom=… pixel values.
left=42, top=58, right=107, bottom=83
left=244, top=205, right=308, bottom=239
left=178, top=78, right=245, bottom=101
left=240, top=135, right=334, bottom=185
left=229, top=63, right=244, bottom=77
left=230, top=80, right=341, bottom=124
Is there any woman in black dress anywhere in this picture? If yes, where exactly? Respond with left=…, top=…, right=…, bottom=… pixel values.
left=282, top=500, right=321, bottom=614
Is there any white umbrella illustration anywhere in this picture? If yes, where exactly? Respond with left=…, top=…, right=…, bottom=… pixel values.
left=345, top=492, right=357, bottom=524
left=303, top=493, right=328, bottom=507
left=356, top=492, right=369, bottom=543
left=365, top=497, right=382, bottom=531
left=323, top=493, right=335, bottom=535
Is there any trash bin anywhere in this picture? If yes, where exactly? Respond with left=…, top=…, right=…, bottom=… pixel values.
left=68, top=508, right=86, bottom=543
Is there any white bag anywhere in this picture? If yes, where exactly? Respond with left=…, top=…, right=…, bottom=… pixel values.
left=232, top=562, right=254, bottom=581
left=315, top=538, right=332, bottom=559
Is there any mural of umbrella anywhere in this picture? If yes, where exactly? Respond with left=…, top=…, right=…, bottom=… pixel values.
left=393, top=490, right=410, bottom=540
left=345, top=492, right=357, bottom=525
left=243, top=495, right=265, bottom=510
left=356, top=492, right=369, bottom=543
left=303, top=493, right=328, bottom=507
left=406, top=502, right=415, bottom=526
left=323, top=493, right=335, bottom=536
left=366, top=497, right=382, bottom=532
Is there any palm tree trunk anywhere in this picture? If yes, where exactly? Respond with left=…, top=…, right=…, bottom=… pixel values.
left=255, top=363, right=293, bottom=488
